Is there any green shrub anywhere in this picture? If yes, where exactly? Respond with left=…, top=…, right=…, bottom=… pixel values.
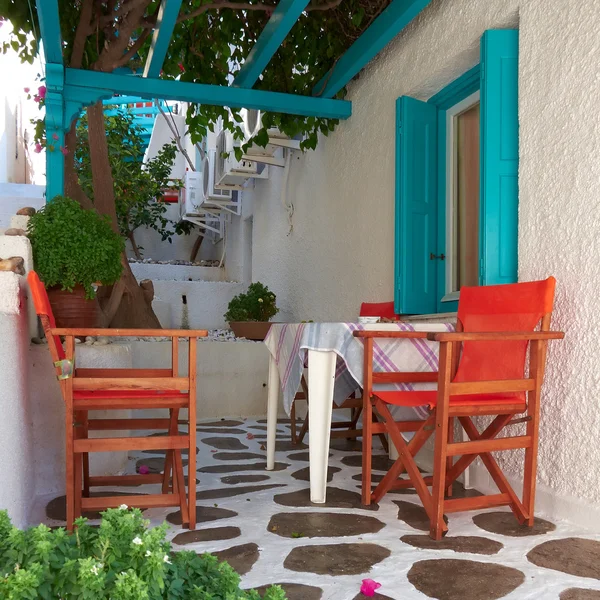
left=27, top=196, right=124, bottom=299
left=0, top=508, right=285, bottom=600
left=224, top=282, right=279, bottom=323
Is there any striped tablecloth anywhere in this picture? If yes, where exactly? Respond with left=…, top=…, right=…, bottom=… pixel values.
left=264, top=321, right=454, bottom=417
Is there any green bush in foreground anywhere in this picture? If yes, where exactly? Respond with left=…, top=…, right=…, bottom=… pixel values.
left=0, top=508, right=285, bottom=600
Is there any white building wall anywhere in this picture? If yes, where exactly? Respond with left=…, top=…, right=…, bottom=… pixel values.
left=0, top=273, right=34, bottom=528
left=240, top=0, right=600, bottom=526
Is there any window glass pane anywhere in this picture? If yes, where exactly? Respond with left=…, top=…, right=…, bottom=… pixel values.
left=454, top=102, right=480, bottom=289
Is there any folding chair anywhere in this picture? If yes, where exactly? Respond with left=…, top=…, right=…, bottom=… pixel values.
left=355, top=278, right=563, bottom=540
left=28, top=271, right=207, bottom=531
left=289, top=301, right=398, bottom=447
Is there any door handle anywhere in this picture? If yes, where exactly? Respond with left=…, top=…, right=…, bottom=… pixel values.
left=429, top=253, right=445, bottom=261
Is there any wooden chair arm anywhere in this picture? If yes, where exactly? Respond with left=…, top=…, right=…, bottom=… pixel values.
left=353, top=330, right=429, bottom=339
left=50, top=328, right=208, bottom=338
left=427, top=331, right=564, bottom=342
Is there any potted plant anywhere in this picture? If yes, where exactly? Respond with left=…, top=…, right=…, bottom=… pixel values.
left=27, top=196, right=124, bottom=328
left=224, top=282, right=279, bottom=340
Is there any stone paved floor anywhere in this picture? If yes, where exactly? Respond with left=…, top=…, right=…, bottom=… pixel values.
left=37, top=417, right=600, bottom=600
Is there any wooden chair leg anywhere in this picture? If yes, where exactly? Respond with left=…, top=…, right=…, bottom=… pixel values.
left=64, top=337, right=75, bottom=532
left=297, top=411, right=309, bottom=444
left=430, top=343, right=453, bottom=541
left=361, top=397, right=373, bottom=505
left=446, top=417, right=454, bottom=498
left=188, top=337, right=197, bottom=530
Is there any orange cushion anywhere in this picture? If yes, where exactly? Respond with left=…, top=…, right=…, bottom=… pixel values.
left=375, top=390, right=526, bottom=410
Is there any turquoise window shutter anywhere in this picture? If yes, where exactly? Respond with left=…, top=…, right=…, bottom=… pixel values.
left=480, top=29, right=519, bottom=285
left=395, top=96, right=438, bottom=314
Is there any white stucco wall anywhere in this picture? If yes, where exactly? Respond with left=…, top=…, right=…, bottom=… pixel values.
left=128, top=340, right=270, bottom=420
left=0, top=273, right=34, bottom=527
left=239, top=0, right=600, bottom=526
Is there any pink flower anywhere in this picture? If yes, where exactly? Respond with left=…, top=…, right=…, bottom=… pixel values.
left=52, top=132, right=59, bottom=141
left=360, top=579, right=382, bottom=597
left=33, top=95, right=40, bottom=103
left=138, top=465, right=150, bottom=474
left=60, top=146, right=68, bottom=156
left=34, top=143, right=42, bottom=154
left=38, top=85, right=46, bottom=99
left=246, top=433, right=255, bottom=440
left=178, top=62, right=185, bottom=73
left=210, top=449, right=218, bottom=453
left=24, top=87, right=30, bottom=93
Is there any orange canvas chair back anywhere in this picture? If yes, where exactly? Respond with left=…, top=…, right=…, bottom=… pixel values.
left=27, top=270, right=65, bottom=360
left=454, top=277, right=556, bottom=393
left=360, top=301, right=397, bottom=320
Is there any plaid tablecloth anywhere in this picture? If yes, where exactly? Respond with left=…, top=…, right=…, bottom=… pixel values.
left=264, top=322, right=455, bottom=417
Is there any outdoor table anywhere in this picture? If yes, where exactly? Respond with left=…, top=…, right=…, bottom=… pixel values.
left=264, top=321, right=454, bottom=504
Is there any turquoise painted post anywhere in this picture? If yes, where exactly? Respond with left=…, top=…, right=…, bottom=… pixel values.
left=479, top=29, right=519, bottom=285
left=234, top=0, right=311, bottom=88
left=45, top=64, right=66, bottom=200
left=314, top=0, right=432, bottom=98
left=144, top=0, right=184, bottom=78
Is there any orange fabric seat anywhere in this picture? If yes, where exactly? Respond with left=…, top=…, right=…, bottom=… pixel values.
left=375, top=390, right=526, bottom=409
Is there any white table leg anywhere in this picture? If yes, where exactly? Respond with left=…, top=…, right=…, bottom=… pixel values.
left=308, top=349, right=336, bottom=504
left=266, top=355, right=279, bottom=471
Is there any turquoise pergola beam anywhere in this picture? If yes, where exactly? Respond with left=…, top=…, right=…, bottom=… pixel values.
left=65, top=68, right=352, bottom=119
left=312, top=0, right=432, bottom=98
left=143, top=0, right=183, bottom=78
left=233, top=0, right=310, bottom=88
left=35, top=0, right=63, bottom=65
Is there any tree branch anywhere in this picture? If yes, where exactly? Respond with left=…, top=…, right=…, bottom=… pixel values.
left=98, top=0, right=153, bottom=27
left=112, top=28, right=152, bottom=68
left=307, top=0, right=344, bottom=11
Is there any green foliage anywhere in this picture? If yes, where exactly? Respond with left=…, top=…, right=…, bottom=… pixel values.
left=0, top=1, right=385, bottom=157
left=0, top=508, right=286, bottom=600
left=224, top=282, right=278, bottom=323
left=75, top=111, right=192, bottom=251
left=27, top=196, right=124, bottom=299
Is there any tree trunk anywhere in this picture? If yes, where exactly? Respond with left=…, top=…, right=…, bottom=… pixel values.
left=128, top=230, right=142, bottom=260
left=78, top=102, right=162, bottom=329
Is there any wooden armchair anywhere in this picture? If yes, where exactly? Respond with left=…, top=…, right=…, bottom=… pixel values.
left=28, top=271, right=207, bottom=531
left=355, top=278, right=564, bottom=540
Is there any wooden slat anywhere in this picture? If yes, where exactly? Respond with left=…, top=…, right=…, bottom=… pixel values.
left=51, top=327, right=208, bottom=338
left=87, top=418, right=171, bottom=431
left=449, top=379, right=535, bottom=395
left=447, top=435, right=532, bottom=457
left=81, top=493, right=180, bottom=510
left=448, top=402, right=525, bottom=416
left=89, top=474, right=164, bottom=486
left=75, top=368, right=172, bottom=378
left=353, top=330, right=429, bottom=339
left=444, top=493, right=511, bottom=513
left=373, top=371, right=438, bottom=384
left=429, top=331, right=564, bottom=342
left=390, top=476, right=433, bottom=490
left=74, top=435, right=188, bottom=453
left=73, top=377, right=189, bottom=391
left=74, top=397, right=187, bottom=410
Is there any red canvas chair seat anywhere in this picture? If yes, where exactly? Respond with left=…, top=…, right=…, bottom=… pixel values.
left=356, top=278, right=564, bottom=540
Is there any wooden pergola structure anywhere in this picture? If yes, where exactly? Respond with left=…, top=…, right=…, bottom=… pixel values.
left=35, top=0, right=431, bottom=199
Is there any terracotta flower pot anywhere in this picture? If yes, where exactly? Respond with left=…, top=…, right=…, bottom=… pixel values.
left=46, top=285, right=101, bottom=329
left=229, top=321, right=272, bottom=341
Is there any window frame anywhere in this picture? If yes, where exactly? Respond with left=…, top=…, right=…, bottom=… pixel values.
left=428, top=65, right=481, bottom=313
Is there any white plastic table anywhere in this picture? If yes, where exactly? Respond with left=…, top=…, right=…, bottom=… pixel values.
left=264, top=322, right=452, bottom=504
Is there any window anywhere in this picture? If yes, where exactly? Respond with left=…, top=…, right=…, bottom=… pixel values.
left=395, top=29, right=519, bottom=315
